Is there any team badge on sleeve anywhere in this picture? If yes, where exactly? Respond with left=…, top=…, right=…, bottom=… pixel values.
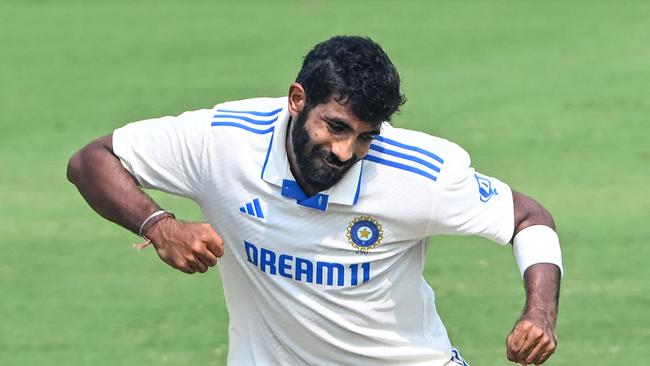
left=346, top=216, right=383, bottom=252
left=474, top=173, right=498, bottom=202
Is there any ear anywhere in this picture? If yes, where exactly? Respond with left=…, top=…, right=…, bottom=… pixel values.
left=288, top=82, right=306, bottom=118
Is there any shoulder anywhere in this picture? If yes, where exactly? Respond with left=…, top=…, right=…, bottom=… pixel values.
left=214, top=97, right=287, bottom=115
left=364, top=124, right=471, bottom=185
left=210, top=97, right=288, bottom=135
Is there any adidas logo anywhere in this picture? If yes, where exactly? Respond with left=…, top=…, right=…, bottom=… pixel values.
left=239, top=198, right=265, bottom=218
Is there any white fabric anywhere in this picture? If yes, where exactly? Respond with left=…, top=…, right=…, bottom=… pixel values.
left=112, top=97, right=515, bottom=366
left=513, top=225, right=563, bottom=278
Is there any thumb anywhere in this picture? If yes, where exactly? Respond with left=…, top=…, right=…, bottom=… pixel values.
left=201, top=223, right=224, bottom=257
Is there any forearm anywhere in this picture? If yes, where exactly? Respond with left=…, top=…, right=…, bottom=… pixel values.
left=67, top=134, right=160, bottom=234
left=522, top=263, right=560, bottom=320
left=506, top=262, right=560, bottom=364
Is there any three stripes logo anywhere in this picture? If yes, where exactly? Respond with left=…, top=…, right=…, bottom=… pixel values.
left=240, top=198, right=265, bottom=219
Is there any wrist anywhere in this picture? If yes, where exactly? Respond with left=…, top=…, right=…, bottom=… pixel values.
left=139, top=210, right=175, bottom=240
left=523, top=306, right=558, bottom=321
left=144, top=215, right=175, bottom=244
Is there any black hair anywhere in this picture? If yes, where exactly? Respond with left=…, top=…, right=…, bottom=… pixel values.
left=295, top=35, right=406, bottom=126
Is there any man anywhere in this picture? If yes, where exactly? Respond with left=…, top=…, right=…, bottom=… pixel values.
left=67, top=36, right=562, bottom=365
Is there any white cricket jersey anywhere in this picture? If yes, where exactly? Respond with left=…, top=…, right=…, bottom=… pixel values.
left=112, top=97, right=514, bottom=366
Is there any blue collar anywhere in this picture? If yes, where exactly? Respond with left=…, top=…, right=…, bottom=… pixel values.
left=280, top=179, right=329, bottom=211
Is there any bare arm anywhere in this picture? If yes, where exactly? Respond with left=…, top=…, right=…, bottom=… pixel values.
left=67, top=134, right=223, bottom=274
left=67, top=134, right=160, bottom=233
left=506, top=191, right=561, bottom=365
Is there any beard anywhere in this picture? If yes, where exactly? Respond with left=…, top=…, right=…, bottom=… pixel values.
left=290, top=109, right=358, bottom=194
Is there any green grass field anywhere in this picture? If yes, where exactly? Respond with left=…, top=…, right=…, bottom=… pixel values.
left=1, top=1, right=649, bottom=365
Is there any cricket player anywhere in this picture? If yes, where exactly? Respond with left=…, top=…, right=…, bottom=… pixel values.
left=67, top=35, right=563, bottom=365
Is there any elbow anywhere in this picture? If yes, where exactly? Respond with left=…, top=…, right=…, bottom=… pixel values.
left=512, top=191, right=556, bottom=235
left=522, top=204, right=555, bottom=231
left=67, top=134, right=113, bottom=185
left=67, top=150, right=84, bottom=185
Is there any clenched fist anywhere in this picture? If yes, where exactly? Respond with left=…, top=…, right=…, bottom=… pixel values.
left=506, top=311, right=557, bottom=365
left=145, top=218, right=224, bottom=274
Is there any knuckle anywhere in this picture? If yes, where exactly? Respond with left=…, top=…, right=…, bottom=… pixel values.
left=191, top=242, right=204, bottom=254
left=531, top=329, right=543, bottom=339
left=520, top=321, right=533, bottom=329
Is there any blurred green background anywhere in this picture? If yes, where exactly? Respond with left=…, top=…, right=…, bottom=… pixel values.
left=1, top=1, right=648, bottom=365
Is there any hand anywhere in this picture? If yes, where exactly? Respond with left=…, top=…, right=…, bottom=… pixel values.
left=146, top=218, right=224, bottom=274
left=506, top=311, right=557, bottom=365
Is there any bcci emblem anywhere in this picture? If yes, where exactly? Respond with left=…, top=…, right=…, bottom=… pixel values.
left=475, top=173, right=498, bottom=203
left=346, top=216, right=383, bottom=252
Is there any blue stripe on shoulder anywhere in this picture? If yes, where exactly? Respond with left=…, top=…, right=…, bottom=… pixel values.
left=369, top=144, right=441, bottom=173
left=216, top=107, right=283, bottom=117
left=212, top=114, right=278, bottom=125
left=364, top=154, right=438, bottom=182
left=373, top=135, right=444, bottom=164
left=210, top=122, right=274, bottom=134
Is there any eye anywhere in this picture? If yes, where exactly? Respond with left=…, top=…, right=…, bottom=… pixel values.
left=358, top=133, right=378, bottom=143
left=358, top=134, right=373, bottom=142
left=326, top=121, right=346, bottom=134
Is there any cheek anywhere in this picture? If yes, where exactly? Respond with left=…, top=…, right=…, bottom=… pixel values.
left=307, top=129, right=332, bottom=150
left=356, top=142, right=372, bottom=158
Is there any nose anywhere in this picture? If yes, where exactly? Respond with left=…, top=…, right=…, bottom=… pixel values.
left=330, top=137, right=356, bottom=163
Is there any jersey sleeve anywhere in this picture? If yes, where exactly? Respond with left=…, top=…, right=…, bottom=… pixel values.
left=112, top=108, right=214, bottom=201
left=426, top=142, right=515, bottom=245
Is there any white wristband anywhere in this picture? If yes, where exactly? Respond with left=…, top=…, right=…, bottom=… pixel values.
left=512, top=225, right=563, bottom=278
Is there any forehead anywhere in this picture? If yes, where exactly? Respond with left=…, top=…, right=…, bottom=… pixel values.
left=311, top=99, right=379, bottom=132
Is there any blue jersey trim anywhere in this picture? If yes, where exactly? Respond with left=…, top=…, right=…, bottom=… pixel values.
left=352, top=162, right=364, bottom=205
left=373, top=135, right=444, bottom=164
left=364, top=155, right=438, bottom=182
left=281, top=179, right=329, bottom=211
left=260, top=130, right=275, bottom=179
left=369, top=144, right=441, bottom=173
left=211, top=122, right=274, bottom=135
left=212, top=114, right=279, bottom=125
left=216, top=107, right=283, bottom=116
